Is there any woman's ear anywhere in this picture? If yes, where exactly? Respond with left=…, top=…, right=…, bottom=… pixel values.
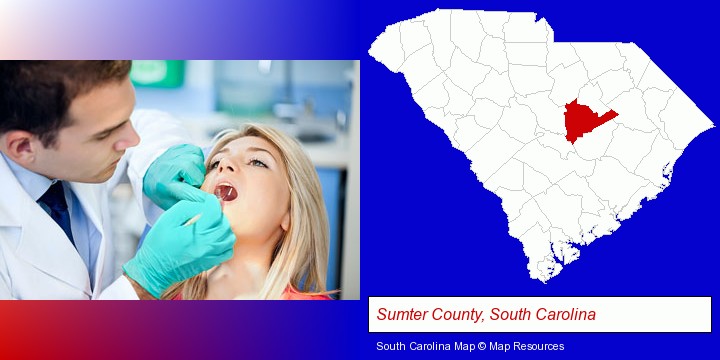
left=2, top=130, right=37, bottom=165
left=281, top=211, right=290, bottom=232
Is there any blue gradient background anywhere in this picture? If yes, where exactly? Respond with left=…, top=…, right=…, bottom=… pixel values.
left=1, top=0, right=718, bottom=359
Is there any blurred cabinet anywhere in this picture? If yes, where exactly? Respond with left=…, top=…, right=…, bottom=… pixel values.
left=316, top=167, right=344, bottom=292
left=215, top=60, right=354, bottom=120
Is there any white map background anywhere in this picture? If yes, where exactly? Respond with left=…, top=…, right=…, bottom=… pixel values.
left=370, top=10, right=714, bottom=282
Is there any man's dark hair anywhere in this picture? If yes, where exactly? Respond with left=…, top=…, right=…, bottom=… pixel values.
left=0, top=61, right=132, bottom=147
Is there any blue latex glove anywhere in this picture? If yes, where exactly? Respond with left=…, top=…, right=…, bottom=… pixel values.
left=123, top=193, right=235, bottom=298
left=143, top=144, right=207, bottom=210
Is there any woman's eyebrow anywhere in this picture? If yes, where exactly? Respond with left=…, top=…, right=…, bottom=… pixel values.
left=247, top=146, right=277, bottom=162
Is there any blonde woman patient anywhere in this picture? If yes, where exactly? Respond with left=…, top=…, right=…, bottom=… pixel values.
left=161, top=123, right=332, bottom=300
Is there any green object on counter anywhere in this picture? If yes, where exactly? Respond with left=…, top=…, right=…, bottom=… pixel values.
left=130, top=60, right=185, bottom=88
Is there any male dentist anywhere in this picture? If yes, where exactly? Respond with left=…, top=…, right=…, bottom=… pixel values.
left=0, top=61, right=234, bottom=299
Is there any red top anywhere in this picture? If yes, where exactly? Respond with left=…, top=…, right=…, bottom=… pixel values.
left=281, top=286, right=332, bottom=300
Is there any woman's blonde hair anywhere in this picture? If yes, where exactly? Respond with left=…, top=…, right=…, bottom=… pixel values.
left=162, top=123, right=330, bottom=299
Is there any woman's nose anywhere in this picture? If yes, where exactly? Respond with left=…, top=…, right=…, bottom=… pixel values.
left=218, top=158, right=235, bottom=173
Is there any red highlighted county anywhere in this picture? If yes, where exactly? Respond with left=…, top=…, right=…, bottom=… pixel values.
left=564, top=99, right=619, bottom=144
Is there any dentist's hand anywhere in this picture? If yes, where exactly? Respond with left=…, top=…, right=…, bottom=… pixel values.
left=123, top=192, right=235, bottom=298
left=143, top=144, right=207, bottom=210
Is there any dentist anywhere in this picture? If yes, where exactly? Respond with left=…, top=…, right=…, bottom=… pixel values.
left=0, top=61, right=235, bottom=299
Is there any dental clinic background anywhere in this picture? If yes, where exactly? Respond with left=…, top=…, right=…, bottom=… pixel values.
left=113, top=60, right=359, bottom=299
left=1, top=1, right=718, bottom=359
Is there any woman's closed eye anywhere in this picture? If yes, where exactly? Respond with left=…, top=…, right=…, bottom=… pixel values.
left=208, top=159, right=220, bottom=171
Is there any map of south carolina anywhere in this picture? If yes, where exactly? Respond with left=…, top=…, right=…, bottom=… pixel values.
left=369, top=9, right=714, bottom=282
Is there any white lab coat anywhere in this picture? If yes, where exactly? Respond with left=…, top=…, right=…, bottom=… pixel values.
left=0, top=109, right=191, bottom=299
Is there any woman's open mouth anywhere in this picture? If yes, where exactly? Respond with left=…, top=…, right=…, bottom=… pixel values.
left=214, top=183, right=238, bottom=202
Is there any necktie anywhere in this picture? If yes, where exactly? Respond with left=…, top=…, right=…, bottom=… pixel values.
left=38, top=181, right=75, bottom=248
